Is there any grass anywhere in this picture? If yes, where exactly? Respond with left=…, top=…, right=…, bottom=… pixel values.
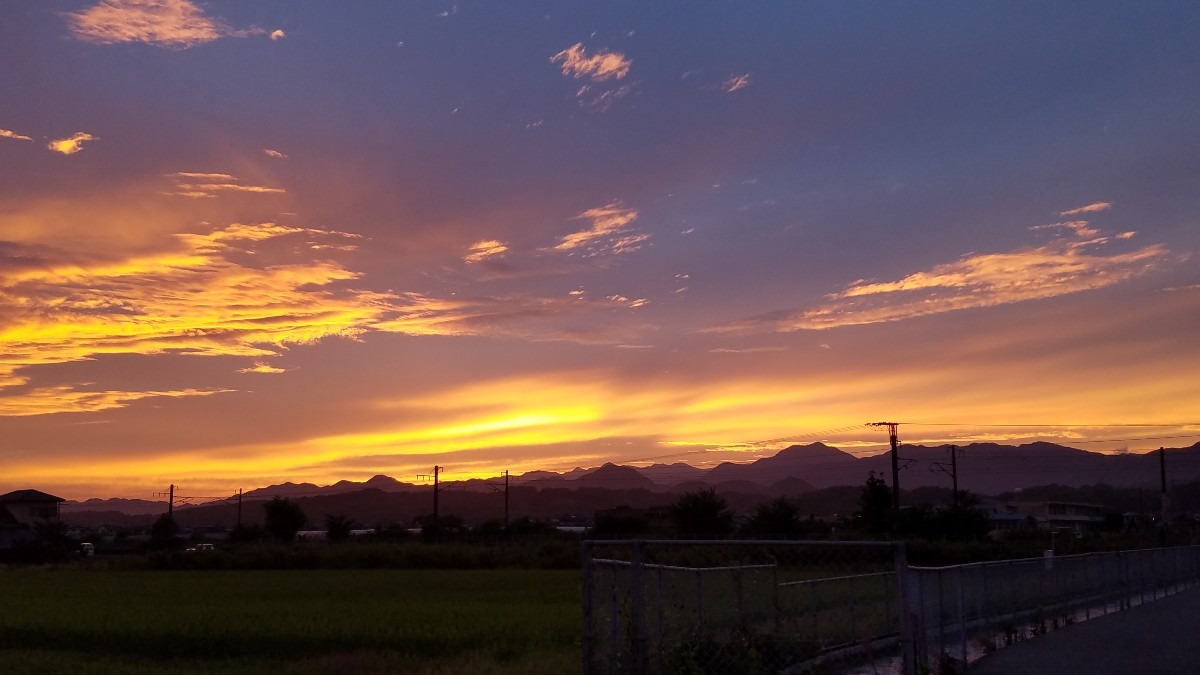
left=0, top=568, right=581, bottom=674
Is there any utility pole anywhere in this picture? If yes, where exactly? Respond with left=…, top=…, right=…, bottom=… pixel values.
left=1160, top=447, right=1169, bottom=521
left=869, top=422, right=902, bottom=510
left=504, top=470, right=510, bottom=528
left=236, top=488, right=243, bottom=527
left=418, top=466, right=443, bottom=528
left=168, top=484, right=175, bottom=517
left=930, top=445, right=960, bottom=499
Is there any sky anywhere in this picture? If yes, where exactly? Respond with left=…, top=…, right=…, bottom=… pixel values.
left=2, top=1, right=1199, bottom=500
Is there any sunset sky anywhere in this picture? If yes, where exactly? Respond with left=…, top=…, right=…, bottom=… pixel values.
left=3, top=1, right=1199, bottom=500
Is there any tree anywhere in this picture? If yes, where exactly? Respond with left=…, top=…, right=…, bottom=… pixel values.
left=855, top=472, right=893, bottom=536
left=150, top=513, right=179, bottom=548
left=263, top=497, right=307, bottom=542
left=744, top=497, right=802, bottom=538
left=325, top=514, right=353, bottom=542
left=671, top=488, right=734, bottom=538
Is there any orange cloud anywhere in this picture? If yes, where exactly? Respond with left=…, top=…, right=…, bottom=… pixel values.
left=1, top=129, right=33, bottom=141
left=548, top=202, right=647, bottom=256
left=551, top=43, right=631, bottom=81
left=464, top=239, right=508, bottom=263
left=47, top=132, right=98, bottom=155
left=65, top=0, right=266, bottom=48
left=269, top=29, right=286, bottom=41
left=238, top=362, right=288, bottom=374
left=1060, top=202, right=1112, bottom=216
left=162, top=171, right=284, bottom=197
left=0, top=385, right=230, bottom=417
left=712, top=226, right=1176, bottom=332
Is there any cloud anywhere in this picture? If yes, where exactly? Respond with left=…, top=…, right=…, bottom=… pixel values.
left=269, top=29, right=285, bottom=41
left=0, top=385, right=229, bottom=417
left=550, top=43, right=631, bottom=81
left=263, top=148, right=287, bottom=159
left=547, top=202, right=647, bottom=257
left=239, top=362, right=287, bottom=374
left=47, top=132, right=98, bottom=155
left=65, top=0, right=267, bottom=48
left=720, top=73, right=752, bottom=92
left=0, top=219, right=655, bottom=412
left=464, top=239, right=508, bottom=263
left=162, top=171, right=285, bottom=197
left=710, top=223, right=1176, bottom=332
left=1060, top=202, right=1112, bottom=216
left=1, top=129, right=33, bottom=142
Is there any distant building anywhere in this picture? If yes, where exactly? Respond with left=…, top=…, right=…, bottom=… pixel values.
left=981, top=500, right=1105, bottom=532
left=0, top=489, right=66, bottom=550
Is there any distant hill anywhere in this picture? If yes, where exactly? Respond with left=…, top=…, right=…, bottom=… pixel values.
left=62, top=498, right=168, bottom=516
left=60, top=441, right=1200, bottom=519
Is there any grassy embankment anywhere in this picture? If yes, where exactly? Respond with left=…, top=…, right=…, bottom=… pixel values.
left=0, top=568, right=580, bottom=675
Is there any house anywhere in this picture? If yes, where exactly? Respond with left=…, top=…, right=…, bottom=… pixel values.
left=0, top=489, right=66, bottom=550
left=981, top=499, right=1105, bottom=533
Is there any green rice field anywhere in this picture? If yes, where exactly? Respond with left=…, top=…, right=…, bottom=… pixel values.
left=0, top=568, right=581, bottom=675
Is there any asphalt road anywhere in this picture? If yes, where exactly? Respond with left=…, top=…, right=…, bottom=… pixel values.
left=969, top=586, right=1200, bottom=675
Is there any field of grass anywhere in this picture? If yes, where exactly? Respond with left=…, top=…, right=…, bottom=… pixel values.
left=0, top=568, right=581, bottom=674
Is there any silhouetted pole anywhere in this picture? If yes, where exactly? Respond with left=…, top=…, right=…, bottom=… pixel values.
left=869, top=422, right=902, bottom=511
left=1160, top=447, right=1169, bottom=520
left=504, top=470, right=510, bottom=527
left=433, top=465, right=441, bottom=524
left=236, top=488, right=243, bottom=527
left=950, top=444, right=958, bottom=495
left=168, top=484, right=175, bottom=518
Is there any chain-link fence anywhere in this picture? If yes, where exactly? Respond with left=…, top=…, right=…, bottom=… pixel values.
left=582, top=540, right=912, bottom=675
left=906, top=545, right=1200, bottom=672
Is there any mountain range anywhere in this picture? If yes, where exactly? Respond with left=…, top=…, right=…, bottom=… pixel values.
left=61, top=441, right=1200, bottom=525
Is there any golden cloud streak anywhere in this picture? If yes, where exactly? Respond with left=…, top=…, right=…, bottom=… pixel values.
left=712, top=226, right=1174, bottom=332
left=464, top=239, right=508, bottom=263
left=66, top=0, right=268, bottom=48
left=1061, top=202, right=1112, bottom=216
left=47, top=132, right=98, bottom=155
left=1, top=129, right=33, bottom=141
left=551, top=43, right=631, bottom=81
left=0, top=386, right=230, bottom=417
left=549, top=202, right=646, bottom=256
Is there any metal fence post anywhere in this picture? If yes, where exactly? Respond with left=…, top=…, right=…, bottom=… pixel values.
left=896, top=542, right=919, bottom=675
left=631, top=539, right=647, bottom=674
left=582, top=540, right=594, bottom=675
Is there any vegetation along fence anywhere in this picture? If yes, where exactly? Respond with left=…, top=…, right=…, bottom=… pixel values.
left=582, top=542, right=1200, bottom=675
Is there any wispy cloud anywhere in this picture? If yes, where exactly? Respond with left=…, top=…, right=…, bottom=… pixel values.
left=1060, top=202, right=1112, bottom=216
left=551, top=43, right=631, bottom=81
left=547, top=202, right=647, bottom=257
left=464, top=240, right=508, bottom=263
left=0, top=129, right=33, bottom=142
left=720, top=73, right=752, bottom=92
left=0, top=385, right=229, bottom=417
left=65, top=0, right=271, bottom=48
left=269, top=29, right=285, bottom=41
left=239, top=362, right=287, bottom=375
left=162, top=171, right=285, bottom=197
left=263, top=148, right=287, bottom=159
left=710, top=218, right=1175, bottom=332
left=0, top=219, right=654, bottom=412
left=47, top=132, right=98, bottom=155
